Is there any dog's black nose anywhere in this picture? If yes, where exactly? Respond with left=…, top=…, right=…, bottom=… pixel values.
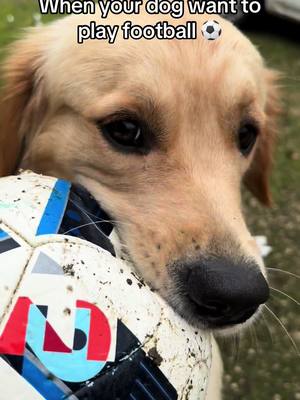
left=186, top=258, right=269, bottom=327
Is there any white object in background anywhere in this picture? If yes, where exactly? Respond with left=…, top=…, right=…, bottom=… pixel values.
left=6, top=14, right=15, bottom=24
left=255, top=235, right=272, bottom=258
left=265, top=0, right=300, bottom=23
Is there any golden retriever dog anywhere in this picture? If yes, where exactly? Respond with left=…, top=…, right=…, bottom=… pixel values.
left=0, top=12, right=279, bottom=399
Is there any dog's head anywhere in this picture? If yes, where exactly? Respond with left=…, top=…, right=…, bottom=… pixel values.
left=0, top=14, right=280, bottom=333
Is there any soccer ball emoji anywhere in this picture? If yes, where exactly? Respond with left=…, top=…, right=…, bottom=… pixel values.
left=201, top=20, right=222, bottom=41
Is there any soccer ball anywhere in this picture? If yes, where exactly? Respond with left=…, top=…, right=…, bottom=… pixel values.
left=201, top=20, right=222, bottom=41
left=0, top=171, right=211, bottom=400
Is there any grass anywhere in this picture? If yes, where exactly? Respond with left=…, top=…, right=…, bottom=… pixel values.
left=0, top=0, right=56, bottom=52
left=0, top=3, right=299, bottom=400
left=221, top=16, right=300, bottom=400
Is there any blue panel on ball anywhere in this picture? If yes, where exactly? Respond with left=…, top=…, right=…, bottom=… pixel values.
left=0, top=229, right=9, bottom=241
left=36, top=180, right=71, bottom=236
left=22, top=353, right=67, bottom=400
left=0, top=228, right=20, bottom=253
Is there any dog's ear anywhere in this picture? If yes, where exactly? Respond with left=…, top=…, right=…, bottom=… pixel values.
left=244, top=69, right=281, bottom=206
left=0, top=29, right=48, bottom=176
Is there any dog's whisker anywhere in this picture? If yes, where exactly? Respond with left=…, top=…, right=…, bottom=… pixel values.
left=68, top=198, right=112, bottom=222
left=116, top=242, right=131, bottom=250
left=284, top=76, right=300, bottom=83
left=270, top=287, right=300, bottom=306
left=231, top=333, right=240, bottom=362
left=253, top=324, right=260, bottom=352
left=249, top=325, right=258, bottom=353
left=233, top=332, right=242, bottom=363
left=267, top=267, right=300, bottom=280
left=63, top=221, right=112, bottom=235
left=237, top=332, right=242, bottom=360
left=68, top=198, right=106, bottom=220
left=67, top=197, right=113, bottom=240
left=262, top=312, right=274, bottom=345
left=69, top=197, right=131, bottom=227
left=264, top=304, right=299, bottom=356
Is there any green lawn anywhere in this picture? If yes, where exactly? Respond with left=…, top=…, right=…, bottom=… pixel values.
left=221, top=19, right=300, bottom=400
left=0, top=3, right=299, bottom=400
left=0, top=0, right=57, bottom=52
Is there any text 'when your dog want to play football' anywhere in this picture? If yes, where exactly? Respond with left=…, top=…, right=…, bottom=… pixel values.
left=38, top=0, right=259, bottom=19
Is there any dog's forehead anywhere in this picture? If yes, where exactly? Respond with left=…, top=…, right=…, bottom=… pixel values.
left=44, top=14, right=265, bottom=115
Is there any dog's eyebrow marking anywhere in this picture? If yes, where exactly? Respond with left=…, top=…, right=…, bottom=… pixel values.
left=221, top=94, right=263, bottom=136
left=130, top=92, right=169, bottom=141
left=92, top=92, right=167, bottom=145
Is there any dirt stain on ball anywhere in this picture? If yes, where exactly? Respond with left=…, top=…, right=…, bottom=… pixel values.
left=148, top=346, right=163, bottom=367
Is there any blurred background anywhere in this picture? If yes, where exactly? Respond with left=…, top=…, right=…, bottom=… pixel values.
left=0, top=1, right=299, bottom=399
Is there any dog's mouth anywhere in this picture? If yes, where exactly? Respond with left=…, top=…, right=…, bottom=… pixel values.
left=72, top=186, right=267, bottom=334
left=110, top=233, right=267, bottom=333
left=187, top=297, right=259, bottom=328
left=112, top=241, right=264, bottom=333
left=182, top=300, right=259, bottom=331
left=108, top=242, right=266, bottom=333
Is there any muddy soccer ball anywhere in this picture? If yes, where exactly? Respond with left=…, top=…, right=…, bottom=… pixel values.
left=0, top=171, right=211, bottom=400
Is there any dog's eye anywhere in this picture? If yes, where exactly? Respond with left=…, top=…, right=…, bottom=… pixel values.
left=238, top=123, right=259, bottom=156
left=100, top=119, right=148, bottom=154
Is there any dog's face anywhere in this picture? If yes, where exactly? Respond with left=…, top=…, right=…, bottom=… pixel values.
left=0, top=14, right=280, bottom=333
